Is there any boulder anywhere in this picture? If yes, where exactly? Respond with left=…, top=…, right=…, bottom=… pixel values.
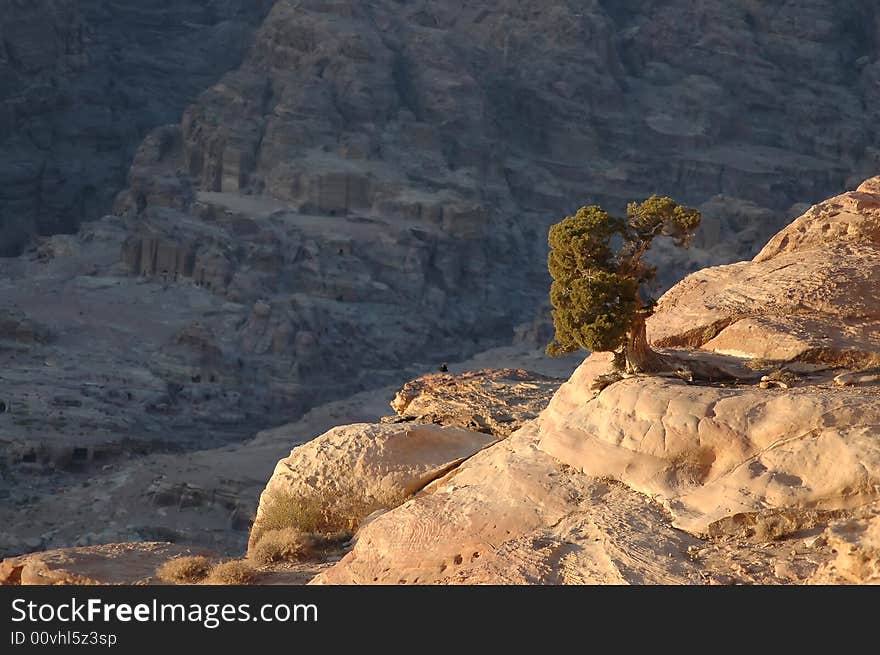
left=648, top=179, right=880, bottom=366
left=809, top=505, right=880, bottom=584
left=248, top=423, right=497, bottom=552
left=313, top=425, right=707, bottom=585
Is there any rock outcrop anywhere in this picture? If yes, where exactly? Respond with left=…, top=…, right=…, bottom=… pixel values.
left=313, top=419, right=845, bottom=585
left=312, top=180, right=880, bottom=584
left=313, top=424, right=710, bottom=585
left=809, top=507, right=880, bottom=584
left=248, top=422, right=497, bottom=552
left=0, top=542, right=213, bottom=585
left=647, top=178, right=880, bottom=366
left=537, top=354, right=880, bottom=535
left=384, top=368, right=563, bottom=437
left=540, top=185, right=880, bottom=534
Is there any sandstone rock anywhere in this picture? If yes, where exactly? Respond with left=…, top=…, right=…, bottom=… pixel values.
left=0, top=310, right=52, bottom=344
left=122, top=234, right=197, bottom=279
left=537, top=354, right=880, bottom=535
left=314, top=424, right=706, bottom=585
left=693, top=195, right=779, bottom=256
left=174, top=322, right=222, bottom=359
left=0, top=542, right=214, bottom=585
left=34, top=235, right=80, bottom=261
left=385, top=368, right=563, bottom=437
left=249, top=423, right=497, bottom=552
left=117, top=125, right=195, bottom=216
left=756, top=177, right=880, bottom=261
left=809, top=506, right=880, bottom=584
left=648, top=178, right=880, bottom=366
left=314, top=420, right=841, bottom=585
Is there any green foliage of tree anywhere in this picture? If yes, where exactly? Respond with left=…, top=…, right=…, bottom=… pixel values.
left=546, top=196, right=701, bottom=373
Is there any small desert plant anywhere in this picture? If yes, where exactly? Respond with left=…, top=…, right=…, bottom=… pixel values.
left=155, top=555, right=212, bottom=584
left=251, top=491, right=328, bottom=545
left=203, top=559, right=256, bottom=586
left=250, top=486, right=410, bottom=548
left=249, top=527, right=320, bottom=565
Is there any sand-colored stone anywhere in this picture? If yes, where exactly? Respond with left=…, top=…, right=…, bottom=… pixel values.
left=537, top=354, right=880, bottom=535
left=756, top=177, right=880, bottom=261
left=314, top=421, right=842, bottom=585
left=809, top=504, right=880, bottom=585
left=647, top=178, right=880, bottom=365
left=385, top=368, right=563, bottom=437
left=0, top=542, right=212, bottom=585
left=313, top=424, right=708, bottom=585
left=249, top=423, right=497, bottom=550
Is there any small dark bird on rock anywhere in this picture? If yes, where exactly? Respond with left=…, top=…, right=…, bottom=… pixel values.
left=439, top=363, right=448, bottom=372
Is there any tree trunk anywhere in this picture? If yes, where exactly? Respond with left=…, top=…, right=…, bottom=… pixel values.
left=623, top=313, right=668, bottom=374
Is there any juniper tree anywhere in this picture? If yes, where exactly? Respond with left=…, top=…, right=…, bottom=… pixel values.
left=545, top=196, right=701, bottom=374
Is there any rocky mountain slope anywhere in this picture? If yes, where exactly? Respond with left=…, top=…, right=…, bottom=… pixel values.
left=0, top=0, right=274, bottom=256
left=0, top=340, right=577, bottom=557
left=5, top=0, right=879, bottom=259
left=121, top=0, right=880, bottom=316
left=3, top=0, right=877, bottom=447
left=2, top=1, right=880, bottom=568
left=308, top=177, right=880, bottom=584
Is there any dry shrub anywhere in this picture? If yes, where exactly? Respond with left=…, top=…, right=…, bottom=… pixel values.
left=251, top=485, right=409, bottom=547
left=249, top=528, right=320, bottom=565
left=250, top=528, right=354, bottom=566
left=203, top=559, right=255, bottom=586
left=155, top=555, right=212, bottom=584
left=255, top=491, right=326, bottom=538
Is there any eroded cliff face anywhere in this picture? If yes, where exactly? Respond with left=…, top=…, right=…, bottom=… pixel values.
left=163, top=0, right=880, bottom=284
left=4, top=1, right=879, bottom=256
left=92, top=0, right=880, bottom=446
left=0, top=0, right=273, bottom=255
left=1, top=1, right=879, bottom=558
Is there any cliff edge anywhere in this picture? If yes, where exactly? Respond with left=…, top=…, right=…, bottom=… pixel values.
left=313, top=177, right=880, bottom=584
left=5, top=178, right=880, bottom=585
